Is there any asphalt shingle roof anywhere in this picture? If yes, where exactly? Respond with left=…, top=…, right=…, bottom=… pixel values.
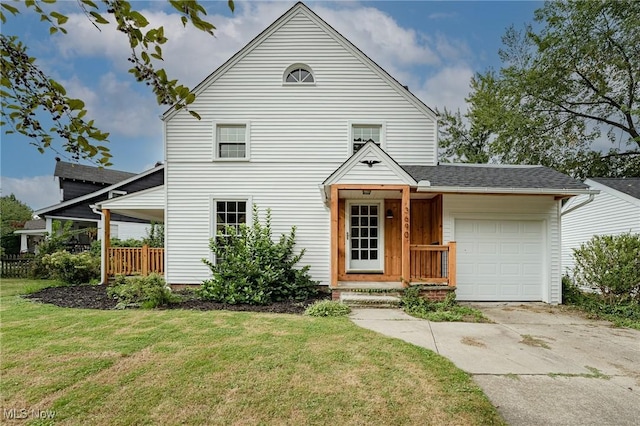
left=54, top=161, right=136, bottom=185
left=23, top=219, right=45, bottom=230
left=402, top=164, right=588, bottom=190
left=590, top=177, right=640, bottom=200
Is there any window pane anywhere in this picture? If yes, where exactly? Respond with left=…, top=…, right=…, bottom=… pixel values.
left=352, top=239, right=359, bottom=249
left=217, top=125, right=246, bottom=158
left=370, top=217, right=378, bottom=227
left=351, top=217, right=358, bottom=227
left=370, top=239, right=378, bottom=249
left=352, top=250, right=359, bottom=260
left=351, top=205, right=359, bottom=215
left=360, top=205, right=369, bottom=215
left=361, top=239, right=368, bottom=249
left=361, top=228, right=368, bottom=238
left=370, top=206, right=378, bottom=215
left=371, top=250, right=378, bottom=260
left=361, top=251, right=368, bottom=260
left=353, top=125, right=381, bottom=152
left=352, top=228, right=359, bottom=238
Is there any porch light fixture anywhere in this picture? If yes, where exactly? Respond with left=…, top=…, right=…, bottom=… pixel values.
left=386, top=209, right=394, bottom=219
left=362, top=190, right=371, bottom=195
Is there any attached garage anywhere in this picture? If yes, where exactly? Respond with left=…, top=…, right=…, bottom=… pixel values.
left=455, top=219, right=545, bottom=301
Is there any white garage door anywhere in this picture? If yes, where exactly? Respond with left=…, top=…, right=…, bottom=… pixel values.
left=455, top=219, right=544, bottom=301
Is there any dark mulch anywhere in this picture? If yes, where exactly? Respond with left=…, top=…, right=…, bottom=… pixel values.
left=24, top=284, right=330, bottom=314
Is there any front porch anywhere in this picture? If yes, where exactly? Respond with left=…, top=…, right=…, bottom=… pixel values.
left=329, top=184, right=456, bottom=298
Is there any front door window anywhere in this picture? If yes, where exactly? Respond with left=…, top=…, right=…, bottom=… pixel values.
left=347, top=202, right=383, bottom=272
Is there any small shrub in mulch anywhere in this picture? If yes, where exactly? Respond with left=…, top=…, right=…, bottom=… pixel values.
left=24, top=284, right=329, bottom=314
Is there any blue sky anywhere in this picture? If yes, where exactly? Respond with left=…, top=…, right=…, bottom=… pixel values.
left=0, top=0, right=543, bottom=210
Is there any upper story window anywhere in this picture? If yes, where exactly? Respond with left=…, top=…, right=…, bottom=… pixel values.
left=284, top=64, right=315, bottom=84
left=215, top=123, right=249, bottom=160
left=352, top=124, right=382, bottom=153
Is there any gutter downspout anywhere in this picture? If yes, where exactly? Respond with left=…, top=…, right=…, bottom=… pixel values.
left=560, top=193, right=595, bottom=216
left=90, top=205, right=107, bottom=285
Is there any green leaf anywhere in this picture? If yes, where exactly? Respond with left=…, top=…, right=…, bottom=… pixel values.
left=49, top=26, right=58, bottom=35
left=80, top=0, right=99, bottom=9
left=129, top=11, right=149, bottom=27
left=189, top=110, right=201, bottom=120
left=228, top=0, right=235, bottom=13
left=89, top=11, right=109, bottom=25
left=50, top=11, right=68, bottom=25
left=1, top=3, right=19, bottom=16
left=67, top=98, right=85, bottom=111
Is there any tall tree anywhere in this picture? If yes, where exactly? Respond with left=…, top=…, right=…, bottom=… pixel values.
left=442, top=0, right=640, bottom=178
left=0, top=194, right=33, bottom=254
left=1, top=0, right=234, bottom=165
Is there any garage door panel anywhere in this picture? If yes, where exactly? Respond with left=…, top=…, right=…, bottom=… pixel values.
left=455, top=219, right=544, bottom=301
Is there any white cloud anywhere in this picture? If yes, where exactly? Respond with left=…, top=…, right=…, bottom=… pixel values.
left=62, top=73, right=163, bottom=139
left=415, top=66, right=475, bottom=113
left=1, top=176, right=61, bottom=211
left=314, top=4, right=440, bottom=68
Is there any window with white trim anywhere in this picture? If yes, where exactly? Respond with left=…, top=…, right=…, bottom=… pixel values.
left=352, top=124, right=382, bottom=153
left=215, top=124, right=248, bottom=160
left=213, top=200, right=248, bottom=263
left=284, top=64, right=315, bottom=84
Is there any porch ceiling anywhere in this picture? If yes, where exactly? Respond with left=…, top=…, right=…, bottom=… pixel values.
left=338, top=189, right=437, bottom=199
left=107, top=208, right=164, bottom=223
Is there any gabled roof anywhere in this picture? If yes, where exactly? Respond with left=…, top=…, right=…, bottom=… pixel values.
left=36, top=164, right=165, bottom=216
left=54, top=160, right=136, bottom=185
left=590, top=177, right=640, bottom=200
left=323, top=141, right=417, bottom=187
left=162, top=2, right=437, bottom=121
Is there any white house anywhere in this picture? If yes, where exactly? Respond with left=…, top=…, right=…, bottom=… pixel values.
left=96, top=3, right=593, bottom=303
left=561, top=178, right=640, bottom=274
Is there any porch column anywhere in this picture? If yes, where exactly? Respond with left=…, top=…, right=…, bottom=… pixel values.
left=102, top=209, right=111, bottom=284
left=330, top=185, right=338, bottom=287
left=20, top=234, right=28, bottom=253
left=401, top=185, right=410, bottom=286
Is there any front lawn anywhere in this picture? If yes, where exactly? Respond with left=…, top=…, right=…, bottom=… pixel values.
left=0, top=279, right=503, bottom=425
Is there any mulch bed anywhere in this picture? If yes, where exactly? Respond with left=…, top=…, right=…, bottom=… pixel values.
left=24, top=285, right=329, bottom=314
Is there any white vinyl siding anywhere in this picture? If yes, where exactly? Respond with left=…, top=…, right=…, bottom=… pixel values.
left=561, top=188, right=640, bottom=275
left=442, top=194, right=561, bottom=304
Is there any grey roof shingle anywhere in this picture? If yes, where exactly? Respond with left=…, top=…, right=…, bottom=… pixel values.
left=590, top=177, right=640, bottom=200
left=402, top=164, right=588, bottom=190
left=23, top=219, right=45, bottom=230
left=54, top=161, right=136, bottom=185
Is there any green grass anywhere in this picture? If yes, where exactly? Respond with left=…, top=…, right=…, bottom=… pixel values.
left=0, top=279, right=504, bottom=425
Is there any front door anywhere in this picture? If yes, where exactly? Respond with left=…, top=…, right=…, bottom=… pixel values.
left=346, top=201, right=383, bottom=272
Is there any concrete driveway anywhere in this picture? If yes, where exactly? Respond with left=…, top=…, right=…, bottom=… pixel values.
left=351, top=304, right=640, bottom=426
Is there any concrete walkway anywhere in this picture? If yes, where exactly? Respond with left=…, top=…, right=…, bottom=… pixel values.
left=351, top=304, right=640, bottom=426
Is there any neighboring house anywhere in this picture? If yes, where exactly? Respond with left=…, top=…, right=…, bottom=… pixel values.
left=14, top=219, right=46, bottom=253
left=32, top=159, right=164, bottom=251
left=561, top=178, right=640, bottom=275
left=95, top=3, right=593, bottom=303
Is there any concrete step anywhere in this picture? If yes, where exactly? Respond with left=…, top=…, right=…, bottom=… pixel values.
left=339, top=292, right=401, bottom=308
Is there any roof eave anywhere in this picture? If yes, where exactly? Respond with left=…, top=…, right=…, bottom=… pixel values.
left=416, top=182, right=596, bottom=196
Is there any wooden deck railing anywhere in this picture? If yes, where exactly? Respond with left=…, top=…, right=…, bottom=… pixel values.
left=409, top=242, right=456, bottom=286
left=107, top=245, right=164, bottom=277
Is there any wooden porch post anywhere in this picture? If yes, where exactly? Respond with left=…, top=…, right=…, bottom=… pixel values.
left=103, top=209, right=111, bottom=284
left=330, top=185, right=339, bottom=288
left=448, top=241, right=457, bottom=287
left=401, top=185, right=410, bottom=287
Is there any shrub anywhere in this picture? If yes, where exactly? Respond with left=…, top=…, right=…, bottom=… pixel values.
left=573, top=233, right=640, bottom=302
left=304, top=300, right=351, bottom=317
left=108, top=273, right=178, bottom=309
left=199, top=206, right=318, bottom=305
left=40, top=250, right=100, bottom=284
